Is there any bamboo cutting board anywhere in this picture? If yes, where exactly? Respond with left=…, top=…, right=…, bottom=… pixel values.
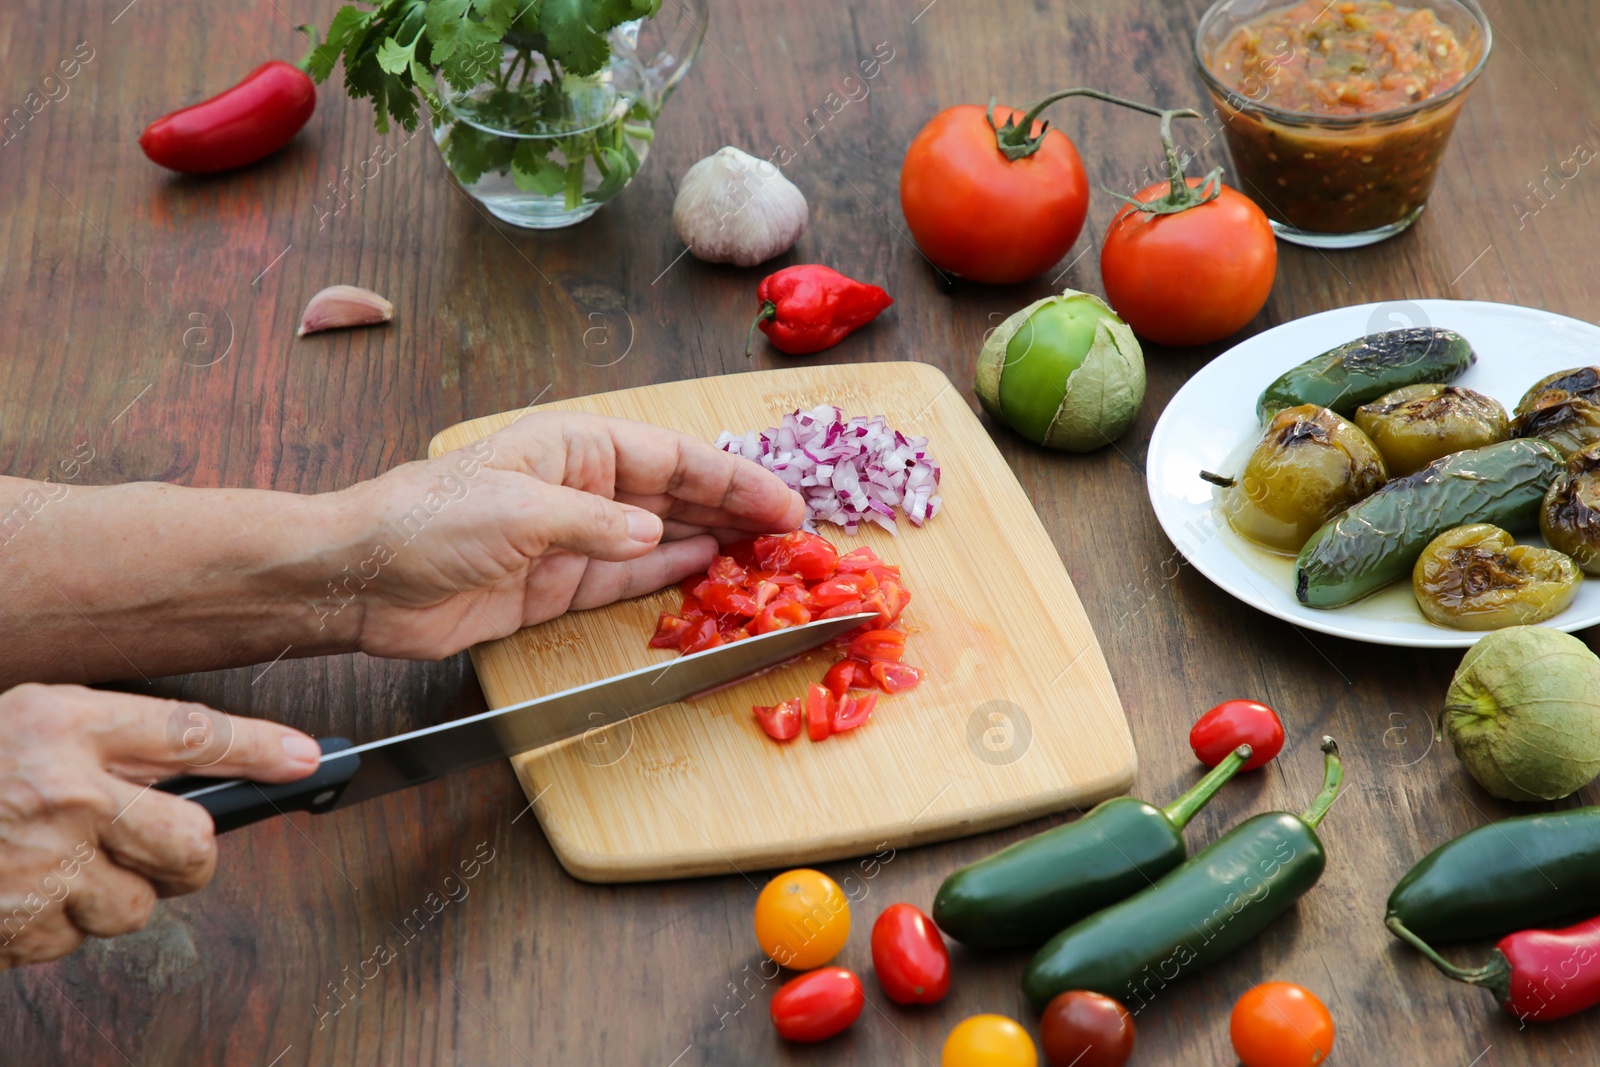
left=427, top=362, right=1134, bottom=882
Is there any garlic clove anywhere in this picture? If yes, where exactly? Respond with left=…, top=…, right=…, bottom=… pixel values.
left=297, top=285, right=394, bottom=337
left=673, top=146, right=808, bottom=268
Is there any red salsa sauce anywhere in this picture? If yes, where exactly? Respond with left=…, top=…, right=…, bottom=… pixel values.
left=1203, top=1, right=1481, bottom=234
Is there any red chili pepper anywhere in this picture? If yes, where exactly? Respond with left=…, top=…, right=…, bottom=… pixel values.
left=1393, top=913, right=1600, bottom=1023
left=139, top=61, right=316, bottom=174
left=745, top=265, right=892, bottom=357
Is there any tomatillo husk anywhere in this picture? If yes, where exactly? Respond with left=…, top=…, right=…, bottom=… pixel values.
left=975, top=289, right=1145, bottom=453
left=1442, top=626, right=1600, bottom=802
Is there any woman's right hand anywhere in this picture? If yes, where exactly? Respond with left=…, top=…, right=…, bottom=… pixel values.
left=0, top=684, right=321, bottom=969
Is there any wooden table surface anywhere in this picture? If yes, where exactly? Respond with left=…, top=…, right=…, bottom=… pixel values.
left=4, top=0, right=1598, bottom=1063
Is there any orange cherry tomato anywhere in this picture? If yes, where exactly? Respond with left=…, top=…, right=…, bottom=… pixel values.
left=1100, top=177, right=1277, bottom=347
left=941, top=1014, right=1038, bottom=1067
left=1230, top=982, right=1335, bottom=1067
left=754, top=869, right=851, bottom=970
left=901, top=104, right=1090, bottom=285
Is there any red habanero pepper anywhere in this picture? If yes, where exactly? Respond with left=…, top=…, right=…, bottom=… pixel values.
left=139, top=61, right=316, bottom=174
left=1391, top=913, right=1600, bottom=1023
left=745, top=266, right=892, bottom=357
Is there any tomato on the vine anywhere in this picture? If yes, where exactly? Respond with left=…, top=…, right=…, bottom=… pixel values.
left=770, top=967, right=864, bottom=1043
left=900, top=102, right=1089, bottom=285
left=1100, top=175, right=1277, bottom=347
left=1230, top=982, right=1334, bottom=1067
left=1190, top=699, right=1285, bottom=771
left=871, top=903, right=950, bottom=1005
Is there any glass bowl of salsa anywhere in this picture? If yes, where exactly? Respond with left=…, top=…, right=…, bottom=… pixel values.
left=1195, top=0, right=1491, bottom=248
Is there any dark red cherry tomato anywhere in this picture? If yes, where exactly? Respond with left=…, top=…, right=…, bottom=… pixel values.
left=1190, top=699, right=1284, bottom=772
left=1039, top=991, right=1135, bottom=1067
left=871, top=903, right=950, bottom=1005
left=769, top=967, right=864, bottom=1042
left=139, top=60, right=316, bottom=174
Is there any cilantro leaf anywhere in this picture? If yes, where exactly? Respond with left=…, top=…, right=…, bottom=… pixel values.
left=539, top=0, right=609, bottom=76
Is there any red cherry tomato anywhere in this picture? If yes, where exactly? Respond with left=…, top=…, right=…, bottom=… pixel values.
left=849, top=629, right=907, bottom=664
left=754, top=699, right=802, bottom=742
left=679, top=617, right=722, bottom=654
left=871, top=903, right=951, bottom=1005
left=770, top=967, right=864, bottom=1042
left=139, top=61, right=316, bottom=174
left=1038, top=991, right=1134, bottom=1067
left=900, top=104, right=1090, bottom=284
left=823, top=658, right=875, bottom=698
left=754, top=531, right=839, bottom=581
left=870, top=661, right=924, bottom=694
left=833, top=692, right=878, bottom=732
left=1190, top=699, right=1285, bottom=772
left=1100, top=178, right=1277, bottom=347
left=805, top=684, right=837, bottom=741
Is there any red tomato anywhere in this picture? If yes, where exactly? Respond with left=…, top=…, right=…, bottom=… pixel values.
left=770, top=967, right=864, bottom=1043
left=680, top=617, right=721, bottom=654
left=1190, top=699, right=1285, bottom=772
left=811, top=574, right=869, bottom=607
left=1100, top=178, right=1277, bottom=347
left=699, top=580, right=758, bottom=617
left=818, top=598, right=867, bottom=620
left=849, top=629, right=906, bottom=663
left=753, top=599, right=811, bottom=634
left=754, top=531, right=839, bottom=581
left=139, top=61, right=316, bottom=174
left=806, top=685, right=836, bottom=741
left=1039, top=991, right=1134, bottom=1067
left=835, top=547, right=887, bottom=574
left=754, top=699, right=802, bottom=742
left=833, top=692, right=878, bottom=732
left=823, top=659, right=874, bottom=698
left=900, top=104, right=1090, bottom=284
left=649, top=612, right=691, bottom=649
left=871, top=903, right=950, bottom=1005
left=1230, top=983, right=1334, bottom=1067
left=871, top=661, right=923, bottom=694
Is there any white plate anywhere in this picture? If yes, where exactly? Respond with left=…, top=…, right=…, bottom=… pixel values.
left=1146, top=299, right=1600, bottom=648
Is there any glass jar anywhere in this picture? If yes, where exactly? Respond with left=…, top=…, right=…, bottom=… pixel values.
left=1194, top=0, right=1491, bottom=248
left=433, top=0, right=706, bottom=229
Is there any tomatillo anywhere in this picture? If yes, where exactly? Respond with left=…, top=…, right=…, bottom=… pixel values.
left=976, top=289, right=1145, bottom=452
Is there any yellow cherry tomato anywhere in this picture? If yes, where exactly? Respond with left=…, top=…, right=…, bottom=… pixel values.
left=754, top=868, right=850, bottom=970
left=942, top=1014, right=1038, bottom=1067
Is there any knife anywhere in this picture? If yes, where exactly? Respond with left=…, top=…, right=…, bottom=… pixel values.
left=157, top=612, right=874, bottom=833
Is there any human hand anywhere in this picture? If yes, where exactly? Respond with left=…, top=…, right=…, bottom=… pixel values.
left=327, top=411, right=806, bottom=660
left=0, top=684, right=320, bottom=969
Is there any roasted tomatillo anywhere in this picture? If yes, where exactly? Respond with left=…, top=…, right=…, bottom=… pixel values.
left=975, top=289, right=1145, bottom=452
left=1412, top=524, right=1581, bottom=630
left=1354, top=384, right=1508, bottom=476
left=1513, top=367, right=1600, bottom=457
left=1208, top=404, right=1387, bottom=553
left=1542, top=443, right=1600, bottom=573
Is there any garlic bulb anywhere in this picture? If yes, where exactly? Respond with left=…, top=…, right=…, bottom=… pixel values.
left=673, top=146, right=808, bottom=267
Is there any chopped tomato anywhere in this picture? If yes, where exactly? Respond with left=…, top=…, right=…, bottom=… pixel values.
left=810, top=574, right=870, bottom=607
left=754, top=699, right=802, bottom=741
left=724, top=538, right=759, bottom=566
left=833, top=693, right=878, bottom=732
left=870, top=661, right=923, bottom=693
left=649, top=612, right=693, bottom=649
left=806, top=684, right=836, bottom=741
left=755, top=531, right=840, bottom=581
left=818, top=599, right=866, bottom=620
left=834, top=547, right=882, bottom=573
left=700, top=581, right=759, bottom=617
left=680, top=617, right=723, bottom=654
left=708, top=555, right=749, bottom=584
left=849, top=629, right=906, bottom=664
left=752, top=599, right=812, bottom=634
left=751, top=580, right=784, bottom=612
left=823, top=658, right=875, bottom=698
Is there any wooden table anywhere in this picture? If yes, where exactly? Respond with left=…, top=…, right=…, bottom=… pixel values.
left=4, top=0, right=1598, bottom=1063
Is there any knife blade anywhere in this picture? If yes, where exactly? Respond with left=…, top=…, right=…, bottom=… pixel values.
left=159, top=612, right=874, bottom=833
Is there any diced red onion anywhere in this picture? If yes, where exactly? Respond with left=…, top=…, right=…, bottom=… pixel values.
left=715, top=406, right=943, bottom=534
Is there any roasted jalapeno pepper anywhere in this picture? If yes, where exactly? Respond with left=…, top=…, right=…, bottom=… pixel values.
left=1257, top=327, right=1475, bottom=421
left=1022, top=739, right=1343, bottom=1011
left=1353, top=384, right=1508, bottom=476
left=1386, top=807, right=1600, bottom=945
left=1541, top=443, right=1600, bottom=573
left=1295, top=439, right=1566, bottom=608
left=1205, top=405, right=1387, bottom=554
left=933, top=745, right=1252, bottom=950
left=1512, top=367, right=1600, bottom=458
left=1411, top=523, right=1582, bottom=629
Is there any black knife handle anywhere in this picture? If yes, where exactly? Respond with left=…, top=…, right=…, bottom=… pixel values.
left=155, top=737, right=359, bottom=833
